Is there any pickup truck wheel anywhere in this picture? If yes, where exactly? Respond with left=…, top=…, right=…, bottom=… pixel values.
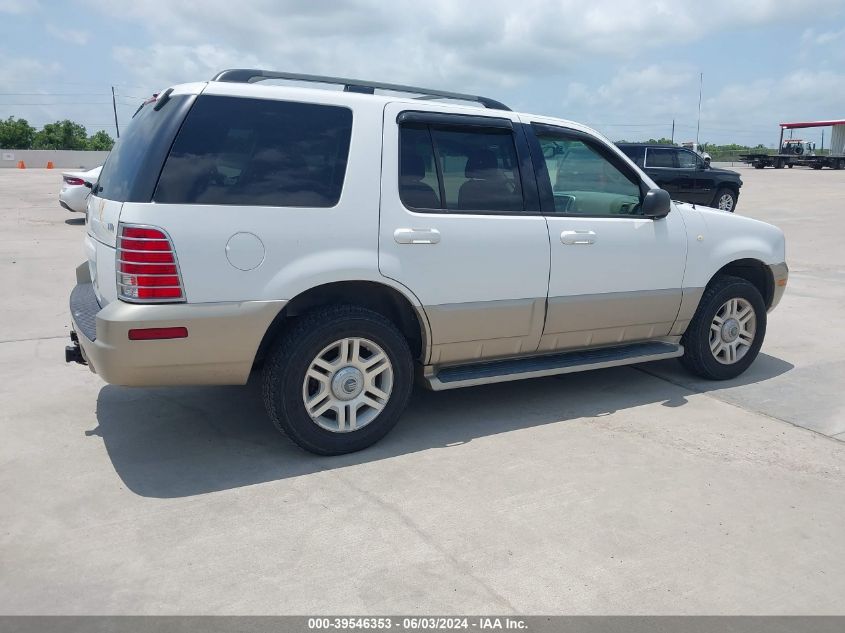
left=680, top=276, right=767, bottom=380
left=754, top=163, right=764, bottom=169
left=262, top=305, right=413, bottom=455
left=713, top=188, right=737, bottom=212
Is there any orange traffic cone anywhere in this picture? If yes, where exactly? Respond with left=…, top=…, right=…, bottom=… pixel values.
left=46, top=161, right=54, bottom=169
left=16, top=160, right=25, bottom=169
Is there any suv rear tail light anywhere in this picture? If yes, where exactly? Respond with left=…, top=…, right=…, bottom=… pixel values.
left=117, top=224, right=185, bottom=303
left=64, top=176, right=85, bottom=186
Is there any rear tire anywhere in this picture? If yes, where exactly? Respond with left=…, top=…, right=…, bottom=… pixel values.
left=262, top=305, right=414, bottom=455
left=680, top=276, right=767, bottom=380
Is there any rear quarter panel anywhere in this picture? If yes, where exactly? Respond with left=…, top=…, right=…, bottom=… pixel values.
left=116, top=94, right=393, bottom=305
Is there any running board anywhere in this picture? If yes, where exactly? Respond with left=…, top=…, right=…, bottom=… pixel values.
left=425, top=341, right=683, bottom=391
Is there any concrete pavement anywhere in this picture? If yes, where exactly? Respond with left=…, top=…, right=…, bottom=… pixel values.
left=1, top=167, right=843, bottom=614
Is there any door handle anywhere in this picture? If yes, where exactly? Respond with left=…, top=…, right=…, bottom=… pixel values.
left=394, top=228, right=441, bottom=245
left=561, top=230, right=597, bottom=245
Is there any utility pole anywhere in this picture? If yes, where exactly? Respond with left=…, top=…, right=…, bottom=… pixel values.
left=671, top=119, right=675, bottom=144
left=111, top=86, right=120, bottom=138
left=695, top=72, right=703, bottom=146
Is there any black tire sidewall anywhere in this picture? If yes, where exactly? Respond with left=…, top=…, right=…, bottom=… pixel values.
left=683, top=278, right=767, bottom=380
left=267, top=309, right=413, bottom=455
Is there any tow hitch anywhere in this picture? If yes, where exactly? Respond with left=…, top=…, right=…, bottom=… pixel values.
left=65, top=331, right=87, bottom=365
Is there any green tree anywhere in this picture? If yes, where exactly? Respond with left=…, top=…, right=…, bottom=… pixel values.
left=0, top=116, right=36, bottom=149
left=33, top=120, right=89, bottom=150
left=87, top=130, right=114, bottom=151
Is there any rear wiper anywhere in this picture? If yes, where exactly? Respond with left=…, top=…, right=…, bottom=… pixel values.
left=153, top=87, right=173, bottom=111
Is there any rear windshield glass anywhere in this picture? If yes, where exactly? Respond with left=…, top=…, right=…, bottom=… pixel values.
left=154, top=95, right=353, bottom=207
left=96, top=95, right=192, bottom=202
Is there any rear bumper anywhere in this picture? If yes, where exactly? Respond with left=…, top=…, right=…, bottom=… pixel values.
left=768, top=262, right=788, bottom=311
left=59, top=187, right=87, bottom=213
left=68, top=266, right=286, bottom=386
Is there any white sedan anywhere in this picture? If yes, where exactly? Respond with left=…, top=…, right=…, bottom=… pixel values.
left=59, top=166, right=102, bottom=213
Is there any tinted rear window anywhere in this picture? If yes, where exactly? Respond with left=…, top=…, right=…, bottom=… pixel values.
left=154, top=95, right=353, bottom=207
left=96, top=95, right=193, bottom=202
left=645, top=148, right=675, bottom=168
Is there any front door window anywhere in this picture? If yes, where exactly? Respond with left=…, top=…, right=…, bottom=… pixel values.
left=536, top=133, right=641, bottom=215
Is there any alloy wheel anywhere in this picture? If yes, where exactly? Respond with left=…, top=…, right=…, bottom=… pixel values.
left=302, top=337, right=393, bottom=432
left=709, top=298, right=756, bottom=365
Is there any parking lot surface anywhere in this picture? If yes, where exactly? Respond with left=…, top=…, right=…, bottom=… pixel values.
left=1, top=166, right=844, bottom=614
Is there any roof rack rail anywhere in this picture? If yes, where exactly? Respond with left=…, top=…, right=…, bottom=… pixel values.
left=210, top=69, right=511, bottom=111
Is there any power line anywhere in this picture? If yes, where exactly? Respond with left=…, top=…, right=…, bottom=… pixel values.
left=0, top=80, right=152, bottom=90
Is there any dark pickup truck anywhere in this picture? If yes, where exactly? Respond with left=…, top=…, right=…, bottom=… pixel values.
left=616, top=143, right=743, bottom=212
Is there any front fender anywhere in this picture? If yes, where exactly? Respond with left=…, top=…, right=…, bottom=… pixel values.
left=679, top=205, right=786, bottom=289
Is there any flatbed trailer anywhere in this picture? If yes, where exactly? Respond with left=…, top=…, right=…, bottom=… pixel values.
left=741, top=119, right=845, bottom=170
left=740, top=153, right=844, bottom=169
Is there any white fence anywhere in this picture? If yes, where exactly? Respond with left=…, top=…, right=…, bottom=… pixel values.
left=0, top=149, right=110, bottom=170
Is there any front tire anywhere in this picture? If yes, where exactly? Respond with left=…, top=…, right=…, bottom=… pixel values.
left=680, top=276, right=767, bottom=380
left=713, top=187, right=737, bottom=212
left=262, top=305, right=414, bottom=455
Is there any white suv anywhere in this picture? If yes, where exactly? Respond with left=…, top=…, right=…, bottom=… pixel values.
left=67, top=69, right=788, bottom=455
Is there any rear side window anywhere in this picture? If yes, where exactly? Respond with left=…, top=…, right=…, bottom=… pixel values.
left=399, top=123, right=524, bottom=213
left=645, top=148, right=675, bottom=168
left=399, top=125, right=441, bottom=210
left=618, top=145, right=644, bottom=167
left=154, top=95, right=353, bottom=207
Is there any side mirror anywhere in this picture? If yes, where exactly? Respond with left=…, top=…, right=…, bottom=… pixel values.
left=642, top=188, right=671, bottom=219
left=83, top=181, right=93, bottom=189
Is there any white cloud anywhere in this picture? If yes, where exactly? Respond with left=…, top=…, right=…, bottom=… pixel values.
left=557, top=64, right=845, bottom=145
left=0, top=55, right=68, bottom=129
left=4, top=0, right=843, bottom=142
left=46, top=24, right=90, bottom=46
left=87, top=0, right=842, bottom=93
left=0, top=0, right=38, bottom=13
left=0, top=54, right=60, bottom=85
left=802, top=27, right=845, bottom=46
left=705, top=70, right=845, bottom=126
left=113, top=44, right=268, bottom=92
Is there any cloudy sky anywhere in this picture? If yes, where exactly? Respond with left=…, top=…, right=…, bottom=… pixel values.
left=2, top=0, right=844, bottom=146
